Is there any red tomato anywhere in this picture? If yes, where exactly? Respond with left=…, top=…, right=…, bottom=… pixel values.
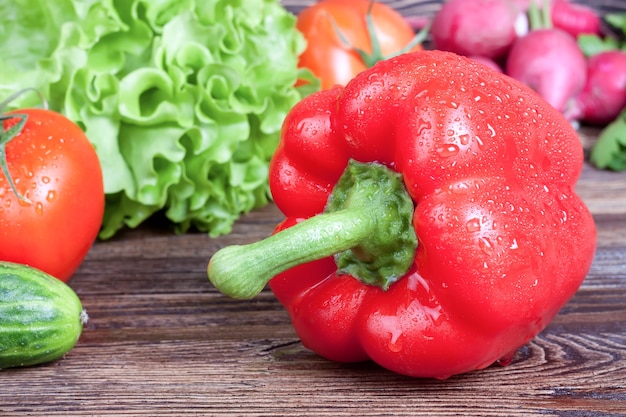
left=297, top=0, right=423, bottom=90
left=0, top=108, right=104, bottom=282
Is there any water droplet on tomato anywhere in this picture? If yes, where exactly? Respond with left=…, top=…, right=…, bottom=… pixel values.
left=35, top=202, right=44, bottom=216
left=41, top=176, right=50, bottom=184
left=46, top=190, right=57, bottom=202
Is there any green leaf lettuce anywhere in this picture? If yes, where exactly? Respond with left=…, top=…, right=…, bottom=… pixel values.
left=0, top=0, right=316, bottom=238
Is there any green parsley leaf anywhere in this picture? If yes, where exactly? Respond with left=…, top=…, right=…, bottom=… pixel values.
left=590, top=111, right=626, bottom=171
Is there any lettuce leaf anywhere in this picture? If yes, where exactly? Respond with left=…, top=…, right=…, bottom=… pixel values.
left=0, top=0, right=316, bottom=238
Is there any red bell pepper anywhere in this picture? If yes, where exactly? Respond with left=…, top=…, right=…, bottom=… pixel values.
left=208, top=50, right=597, bottom=379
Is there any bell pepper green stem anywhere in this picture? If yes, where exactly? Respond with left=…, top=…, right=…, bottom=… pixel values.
left=208, top=208, right=374, bottom=300
left=208, top=160, right=417, bottom=300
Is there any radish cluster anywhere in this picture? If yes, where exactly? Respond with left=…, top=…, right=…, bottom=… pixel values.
left=429, top=0, right=626, bottom=127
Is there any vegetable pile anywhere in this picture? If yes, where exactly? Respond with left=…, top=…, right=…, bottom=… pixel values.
left=209, top=50, right=597, bottom=379
left=426, top=0, right=626, bottom=171
left=0, top=0, right=312, bottom=239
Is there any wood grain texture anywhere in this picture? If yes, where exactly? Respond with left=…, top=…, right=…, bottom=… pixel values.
left=2, top=1, right=626, bottom=416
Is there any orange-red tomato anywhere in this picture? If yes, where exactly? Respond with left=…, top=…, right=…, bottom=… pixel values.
left=297, top=0, right=422, bottom=90
left=0, top=108, right=104, bottom=282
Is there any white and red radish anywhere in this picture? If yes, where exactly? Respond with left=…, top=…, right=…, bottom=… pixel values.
left=505, top=1, right=587, bottom=116
left=431, top=0, right=526, bottom=60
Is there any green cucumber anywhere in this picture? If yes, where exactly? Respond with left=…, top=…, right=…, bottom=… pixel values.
left=0, top=262, right=87, bottom=369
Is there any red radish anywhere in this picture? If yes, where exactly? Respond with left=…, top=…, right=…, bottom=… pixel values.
left=506, top=29, right=586, bottom=114
left=550, top=0, right=601, bottom=38
left=431, top=0, right=524, bottom=60
left=505, top=2, right=586, bottom=115
left=569, top=51, right=626, bottom=125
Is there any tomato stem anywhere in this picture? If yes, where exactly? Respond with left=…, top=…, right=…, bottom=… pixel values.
left=0, top=88, right=48, bottom=113
left=0, top=88, right=47, bottom=205
left=328, top=1, right=430, bottom=69
left=364, top=1, right=384, bottom=67
left=0, top=114, right=32, bottom=204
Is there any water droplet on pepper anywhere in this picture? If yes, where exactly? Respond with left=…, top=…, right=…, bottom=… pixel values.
left=478, top=237, right=494, bottom=254
left=436, top=144, right=460, bottom=158
left=459, top=134, right=471, bottom=145
left=466, top=218, right=481, bottom=232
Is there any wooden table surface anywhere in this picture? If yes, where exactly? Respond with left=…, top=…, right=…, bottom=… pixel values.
left=3, top=2, right=626, bottom=416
